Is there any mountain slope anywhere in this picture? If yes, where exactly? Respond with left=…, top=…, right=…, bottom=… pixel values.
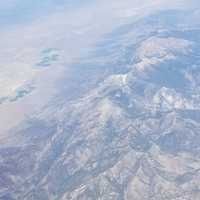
left=1, top=9, right=200, bottom=200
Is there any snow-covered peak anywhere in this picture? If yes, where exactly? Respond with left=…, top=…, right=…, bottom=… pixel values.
left=153, top=87, right=192, bottom=110
left=138, top=37, right=192, bottom=60
left=134, top=37, right=193, bottom=72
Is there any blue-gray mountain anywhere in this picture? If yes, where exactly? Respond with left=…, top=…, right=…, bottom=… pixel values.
left=1, top=9, right=200, bottom=200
